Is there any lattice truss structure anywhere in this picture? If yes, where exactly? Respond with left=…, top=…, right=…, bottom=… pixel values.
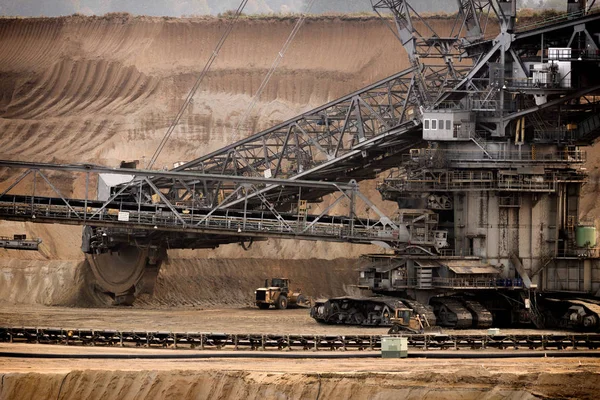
left=1, top=160, right=444, bottom=250
left=372, top=0, right=498, bottom=106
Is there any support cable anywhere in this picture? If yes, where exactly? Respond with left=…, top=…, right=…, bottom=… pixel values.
left=230, top=0, right=316, bottom=142
left=146, top=0, right=249, bottom=170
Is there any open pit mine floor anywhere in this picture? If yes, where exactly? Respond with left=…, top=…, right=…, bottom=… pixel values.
left=0, top=302, right=586, bottom=336
left=2, top=303, right=600, bottom=353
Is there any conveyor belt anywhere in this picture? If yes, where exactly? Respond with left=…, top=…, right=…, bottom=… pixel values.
left=1, top=327, right=599, bottom=352
left=2, top=350, right=600, bottom=359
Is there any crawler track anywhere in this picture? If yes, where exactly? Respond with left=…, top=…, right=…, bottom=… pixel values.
left=2, top=327, right=600, bottom=352
left=431, top=298, right=473, bottom=329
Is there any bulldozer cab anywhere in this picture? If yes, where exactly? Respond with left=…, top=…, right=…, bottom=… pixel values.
left=388, top=305, right=433, bottom=334
left=392, top=308, right=413, bottom=325
left=270, top=278, right=289, bottom=288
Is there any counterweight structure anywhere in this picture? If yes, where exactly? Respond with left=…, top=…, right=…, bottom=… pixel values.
left=1, top=0, right=600, bottom=328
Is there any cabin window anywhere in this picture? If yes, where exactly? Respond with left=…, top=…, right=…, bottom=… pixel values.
left=453, top=124, right=460, bottom=138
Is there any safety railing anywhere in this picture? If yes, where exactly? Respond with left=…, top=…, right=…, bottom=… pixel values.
left=439, top=248, right=474, bottom=257
left=534, top=128, right=573, bottom=143
left=497, top=176, right=557, bottom=192
left=432, top=277, right=524, bottom=289
left=380, top=171, right=496, bottom=193
left=505, top=76, right=572, bottom=90
left=516, top=8, right=600, bottom=33
left=402, top=147, right=586, bottom=164
left=0, top=196, right=400, bottom=245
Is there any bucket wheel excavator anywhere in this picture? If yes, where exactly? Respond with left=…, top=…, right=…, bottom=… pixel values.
left=81, top=224, right=244, bottom=304
left=313, top=0, right=600, bottom=331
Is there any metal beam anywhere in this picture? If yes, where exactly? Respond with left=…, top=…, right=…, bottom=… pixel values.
left=0, top=160, right=356, bottom=191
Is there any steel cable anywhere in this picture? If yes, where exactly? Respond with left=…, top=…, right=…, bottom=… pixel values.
left=147, top=0, right=250, bottom=170
left=230, top=0, right=316, bottom=143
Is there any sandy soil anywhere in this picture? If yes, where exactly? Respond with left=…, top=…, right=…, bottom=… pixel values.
left=0, top=303, right=578, bottom=337
left=0, top=256, right=363, bottom=307
left=1, top=343, right=600, bottom=399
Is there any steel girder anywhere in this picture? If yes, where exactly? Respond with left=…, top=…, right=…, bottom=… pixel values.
left=456, top=0, right=497, bottom=41
left=370, top=0, right=501, bottom=108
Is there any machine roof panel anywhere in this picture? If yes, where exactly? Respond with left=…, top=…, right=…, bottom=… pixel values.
left=360, top=260, right=405, bottom=273
left=414, top=260, right=441, bottom=268
left=443, top=260, right=500, bottom=275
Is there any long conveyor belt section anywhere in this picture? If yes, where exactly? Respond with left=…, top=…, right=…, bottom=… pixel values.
left=1, top=327, right=600, bottom=352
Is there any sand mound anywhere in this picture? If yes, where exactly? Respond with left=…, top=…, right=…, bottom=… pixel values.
left=2, top=366, right=599, bottom=400
left=0, top=258, right=111, bottom=307
left=137, top=257, right=360, bottom=307
left=0, top=255, right=359, bottom=308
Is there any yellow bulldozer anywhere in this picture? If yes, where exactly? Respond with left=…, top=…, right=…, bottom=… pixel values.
left=388, top=304, right=440, bottom=334
left=255, top=278, right=309, bottom=310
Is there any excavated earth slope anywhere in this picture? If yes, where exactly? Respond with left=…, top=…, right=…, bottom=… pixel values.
left=1, top=350, right=600, bottom=400
left=1, top=14, right=600, bottom=307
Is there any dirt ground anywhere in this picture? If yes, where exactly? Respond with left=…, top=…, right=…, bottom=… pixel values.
left=0, top=302, right=577, bottom=337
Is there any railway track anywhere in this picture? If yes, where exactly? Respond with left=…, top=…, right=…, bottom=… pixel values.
left=2, top=327, right=600, bottom=352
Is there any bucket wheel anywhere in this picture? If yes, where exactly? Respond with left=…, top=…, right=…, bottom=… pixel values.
left=86, top=244, right=165, bottom=306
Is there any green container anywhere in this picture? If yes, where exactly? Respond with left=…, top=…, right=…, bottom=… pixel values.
left=381, top=336, right=408, bottom=358
left=576, top=226, right=597, bottom=248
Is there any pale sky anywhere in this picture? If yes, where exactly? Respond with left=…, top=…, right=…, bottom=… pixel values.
left=0, top=0, right=555, bottom=17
